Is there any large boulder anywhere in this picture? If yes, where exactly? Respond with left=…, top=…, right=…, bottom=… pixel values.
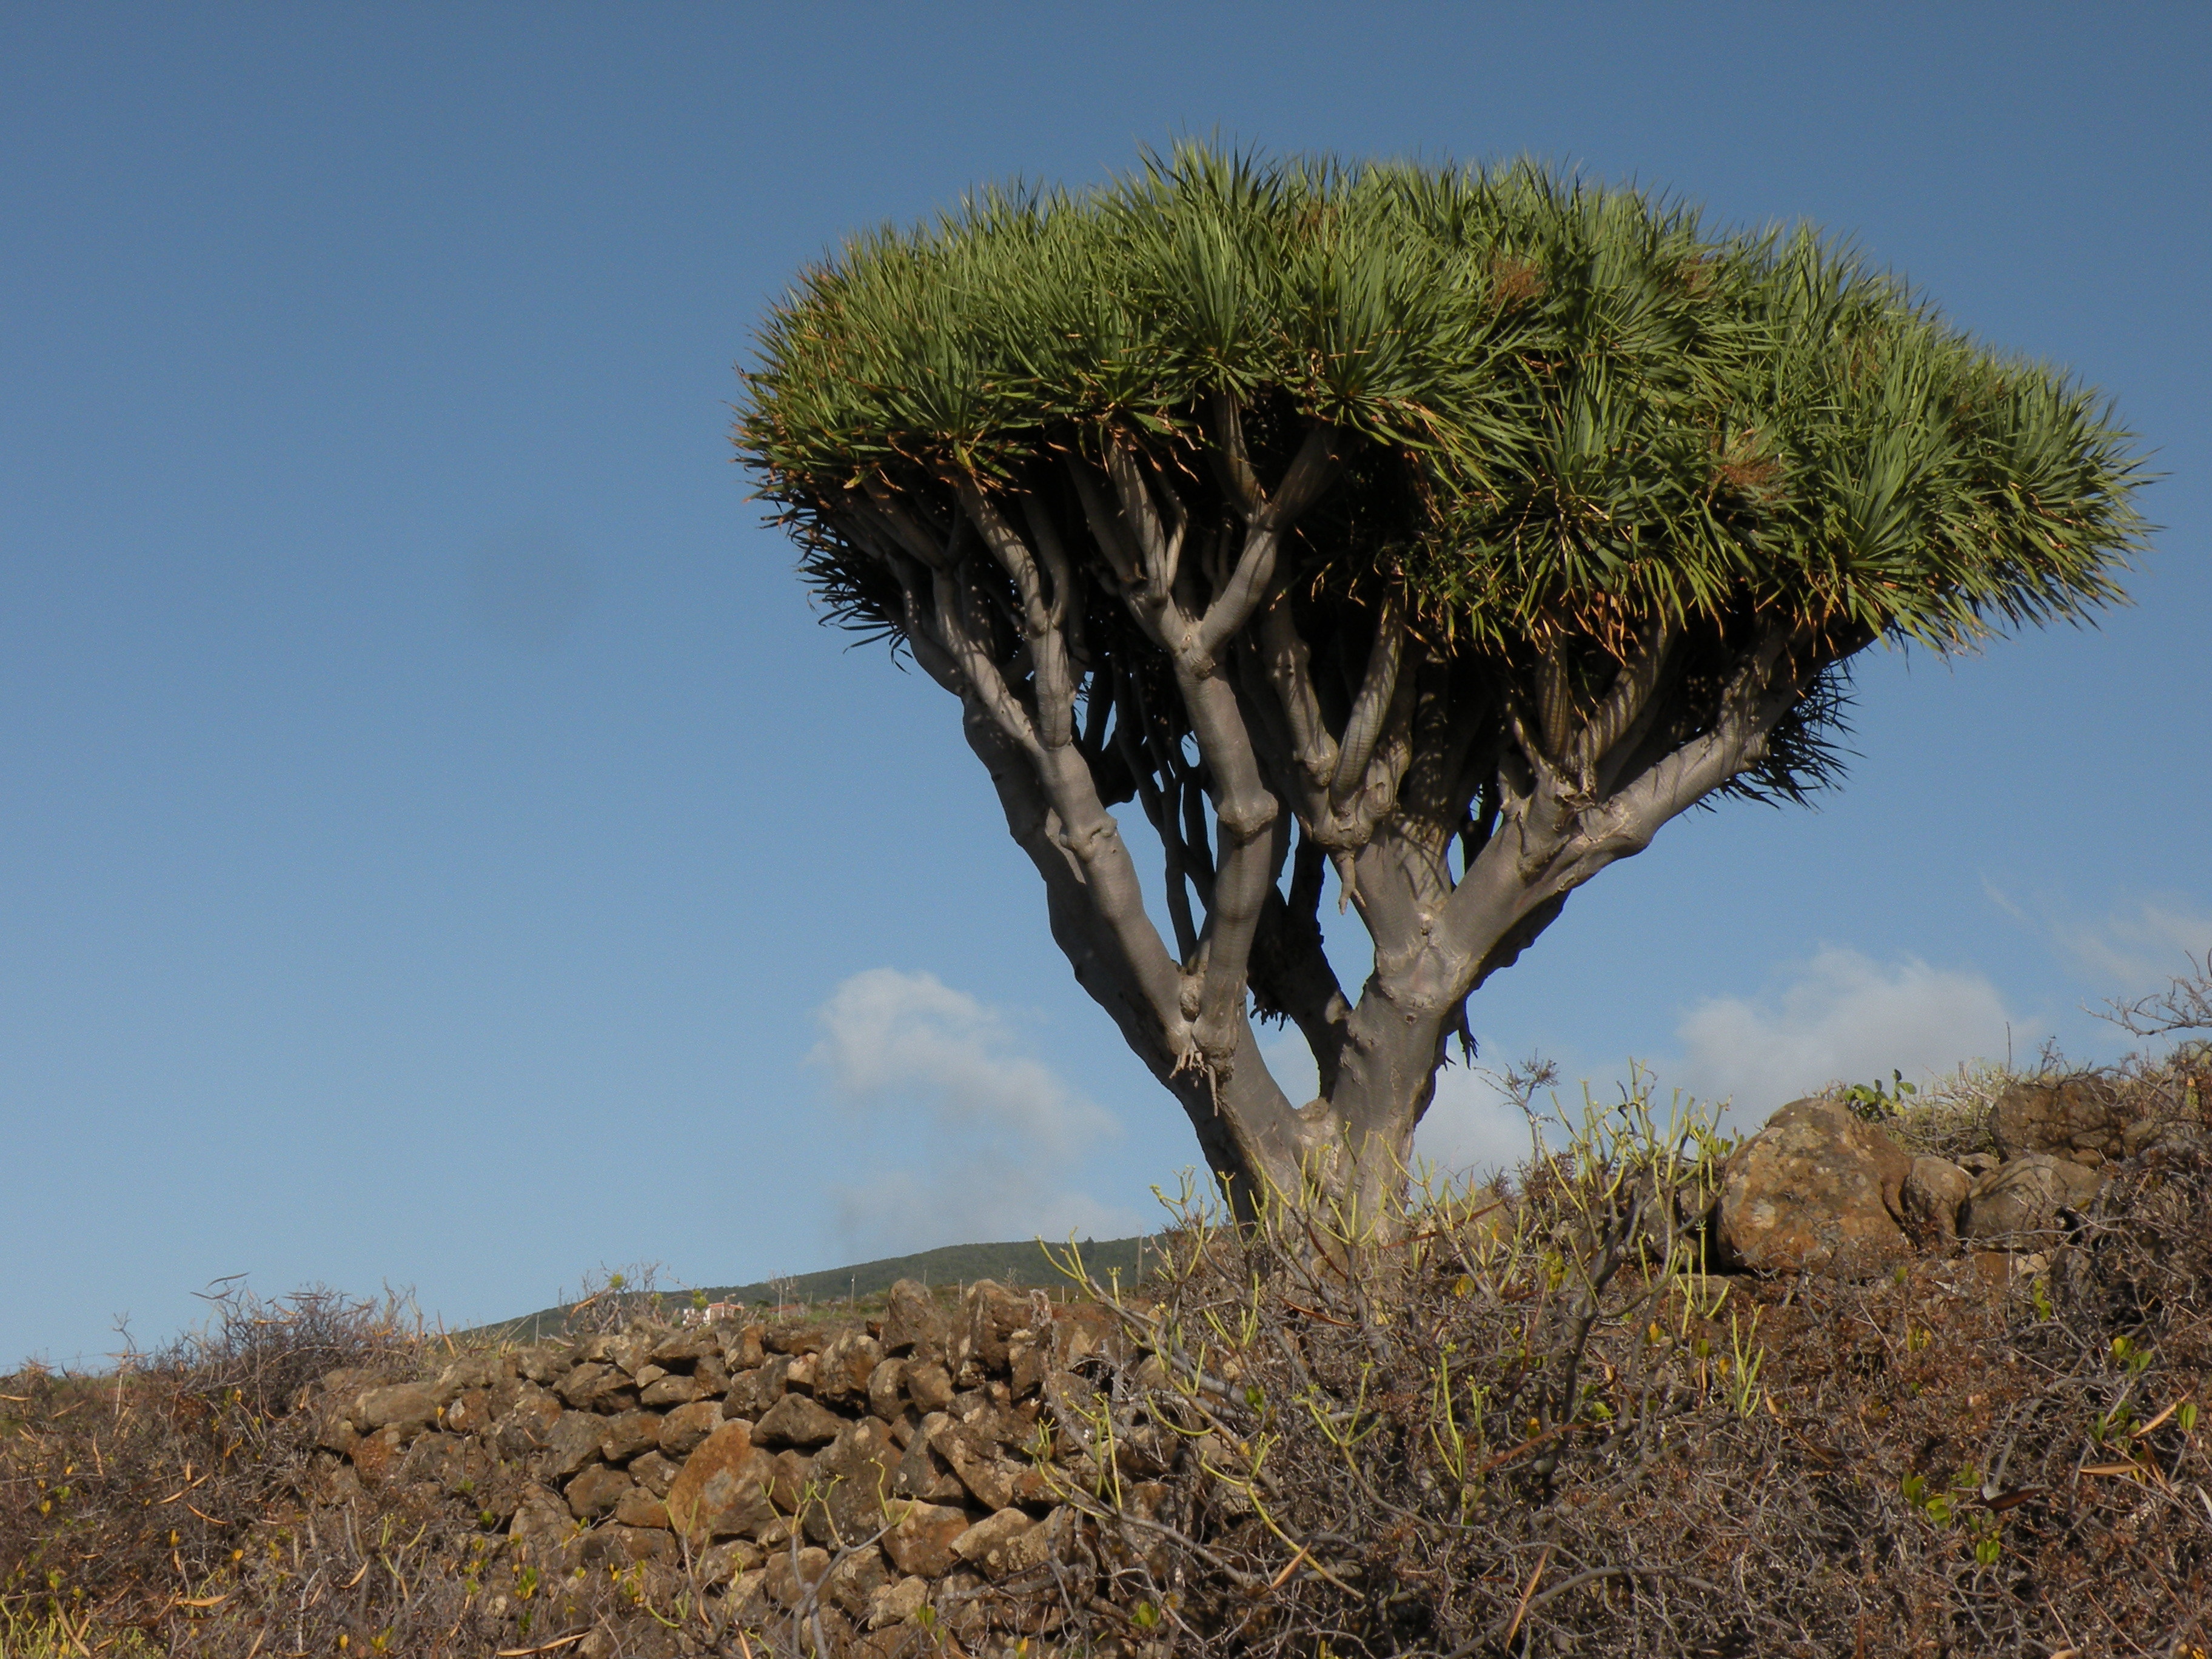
left=1960, top=1153, right=2103, bottom=1240
left=1992, top=1076, right=2147, bottom=1166
left=1713, top=1098, right=1913, bottom=1275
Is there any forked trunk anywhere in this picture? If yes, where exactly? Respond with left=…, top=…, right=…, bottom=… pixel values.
left=832, top=414, right=1836, bottom=1227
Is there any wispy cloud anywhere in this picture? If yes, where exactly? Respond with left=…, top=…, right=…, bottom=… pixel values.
left=2057, top=901, right=2210, bottom=992
left=807, top=969, right=1147, bottom=1258
left=1983, top=881, right=2212, bottom=995
left=1672, top=947, right=2029, bottom=1121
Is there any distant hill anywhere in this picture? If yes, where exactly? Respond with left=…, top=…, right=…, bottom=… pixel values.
left=464, top=1235, right=1159, bottom=1346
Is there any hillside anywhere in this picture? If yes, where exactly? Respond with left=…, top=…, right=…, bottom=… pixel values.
left=464, top=1233, right=1156, bottom=1344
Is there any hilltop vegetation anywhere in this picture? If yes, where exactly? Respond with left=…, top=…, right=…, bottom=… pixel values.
left=474, top=1236, right=1158, bottom=1347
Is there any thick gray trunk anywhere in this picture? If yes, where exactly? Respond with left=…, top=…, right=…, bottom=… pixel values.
left=840, top=422, right=1831, bottom=1223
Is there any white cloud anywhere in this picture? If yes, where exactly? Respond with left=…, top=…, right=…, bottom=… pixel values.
left=1672, top=948, right=2028, bottom=1122
left=807, top=969, right=1146, bottom=1259
left=811, top=968, right=1121, bottom=1160
left=1414, top=1062, right=1544, bottom=1179
left=1260, top=1025, right=1538, bottom=1182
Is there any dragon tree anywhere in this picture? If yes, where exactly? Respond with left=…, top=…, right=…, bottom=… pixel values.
left=736, top=147, right=2145, bottom=1219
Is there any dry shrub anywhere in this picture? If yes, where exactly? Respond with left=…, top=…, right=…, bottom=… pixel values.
left=1057, top=1057, right=2212, bottom=1657
left=0, top=1286, right=526, bottom=1655
left=1, top=1288, right=418, bottom=1639
left=0, top=1282, right=770, bottom=1657
left=6, top=1047, right=2208, bottom=1657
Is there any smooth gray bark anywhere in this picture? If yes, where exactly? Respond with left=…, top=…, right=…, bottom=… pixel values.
left=836, top=413, right=1851, bottom=1218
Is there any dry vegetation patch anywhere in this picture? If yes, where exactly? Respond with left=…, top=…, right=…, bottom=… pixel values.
left=4, top=1050, right=2208, bottom=1657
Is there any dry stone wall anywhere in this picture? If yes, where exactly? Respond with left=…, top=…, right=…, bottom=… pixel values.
left=303, top=1279, right=1162, bottom=1658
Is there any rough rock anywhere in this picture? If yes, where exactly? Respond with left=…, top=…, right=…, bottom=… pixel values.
left=352, top=1383, right=437, bottom=1436
left=442, top=1389, right=493, bottom=1436
left=430, top=1355, right=503, bottom=1405
left=866, top=1358, right=907, bottom=1422
left=606, top=1329, right=657, bottom=1378
left=546, top=1410, right=606, bottom=1480
left=1713, top=1098, right=1912, bottom=1275
left=1051, top=1304, right=1114, bottom=1368
left=509, top=1483, right=574, bottom=1555
left=640, top=1374, right=702, bottom=1408
left=823, top=1546, right=894, bottom=1620
left=665, top=1421, right=774, bottom=1544
left=347, top=1425, right=401, bottom=1484
left=756, top=1392, right=844, bottom=1449
left=763, top=1545, right=834, bottom=1609
left=580, top=1524, right=676, bottom=1567
left=649, top=1327, right=720, bottom=1366
left=598, top=1409, right=664, bottom=1464
left=657, top=1399, right=725, bottom=1458
left=1994, top=1076, right=2147, bottom=1165
left=935, top=1421, right=1019, bottom=1511
left=697, top=1539, right=763, bottom=1586
left=809, top=1418, right=903, bottom=1546
left=880, top=1279, right=948, bottom=1360
left=894, top=1420, right=969, bottom=1505
left=1008, top=1330, right=1048, bottom=1398
left=868, top=1575, right=930, bottom=1630
left=814, top=1331, right=883, bottom=1407
left=990, top=1505, right=1070, bottom=1580
left=495, top=1388, right=564, bottom=1457
left=515, top=1342, right=577, bottom=1386
left=612, top=1487, right=670, bottom=1530
left=691, top=1354, right=731, bottom=1397
left=722, top=1324, right=766, bottom=1371
left=725, top=1356, right=789, bottom=1417
left=1961, top=1153, right=2103, bottom=1239
left=960, top=1281, right=1031, bottom=1373
left=557, top=1362, right=620, bottom=1408
left=766, top=1449, right=813, bottom=1512
left=1900, top=1156, right=1974, bottom=1252
left=882, top=1501, right=971, bottom=1579
left=951, top=1507, right=1034, bottom=1574
left=566, top=1464, right=632, bottom=1519
left=628, top=1449, right=677, bottom=1498
left=904, top=1361, right=954, bottom=1416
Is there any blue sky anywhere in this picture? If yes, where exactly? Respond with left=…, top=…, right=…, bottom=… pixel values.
left=3, top=4, right=2206, bottom=1367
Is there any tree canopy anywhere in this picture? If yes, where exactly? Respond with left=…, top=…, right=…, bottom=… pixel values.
left=736, top=146, right=2146, bottom=1213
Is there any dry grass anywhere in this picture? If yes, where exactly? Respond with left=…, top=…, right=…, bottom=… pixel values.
left=1051, top=1048, right=2212, bottom=1657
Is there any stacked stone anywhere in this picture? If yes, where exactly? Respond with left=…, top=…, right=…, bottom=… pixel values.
left=307, top=1279, right=1136, bottom=1654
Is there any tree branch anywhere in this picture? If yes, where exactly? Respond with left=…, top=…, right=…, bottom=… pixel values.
left=1196, top=421, right=1339, bottom=660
